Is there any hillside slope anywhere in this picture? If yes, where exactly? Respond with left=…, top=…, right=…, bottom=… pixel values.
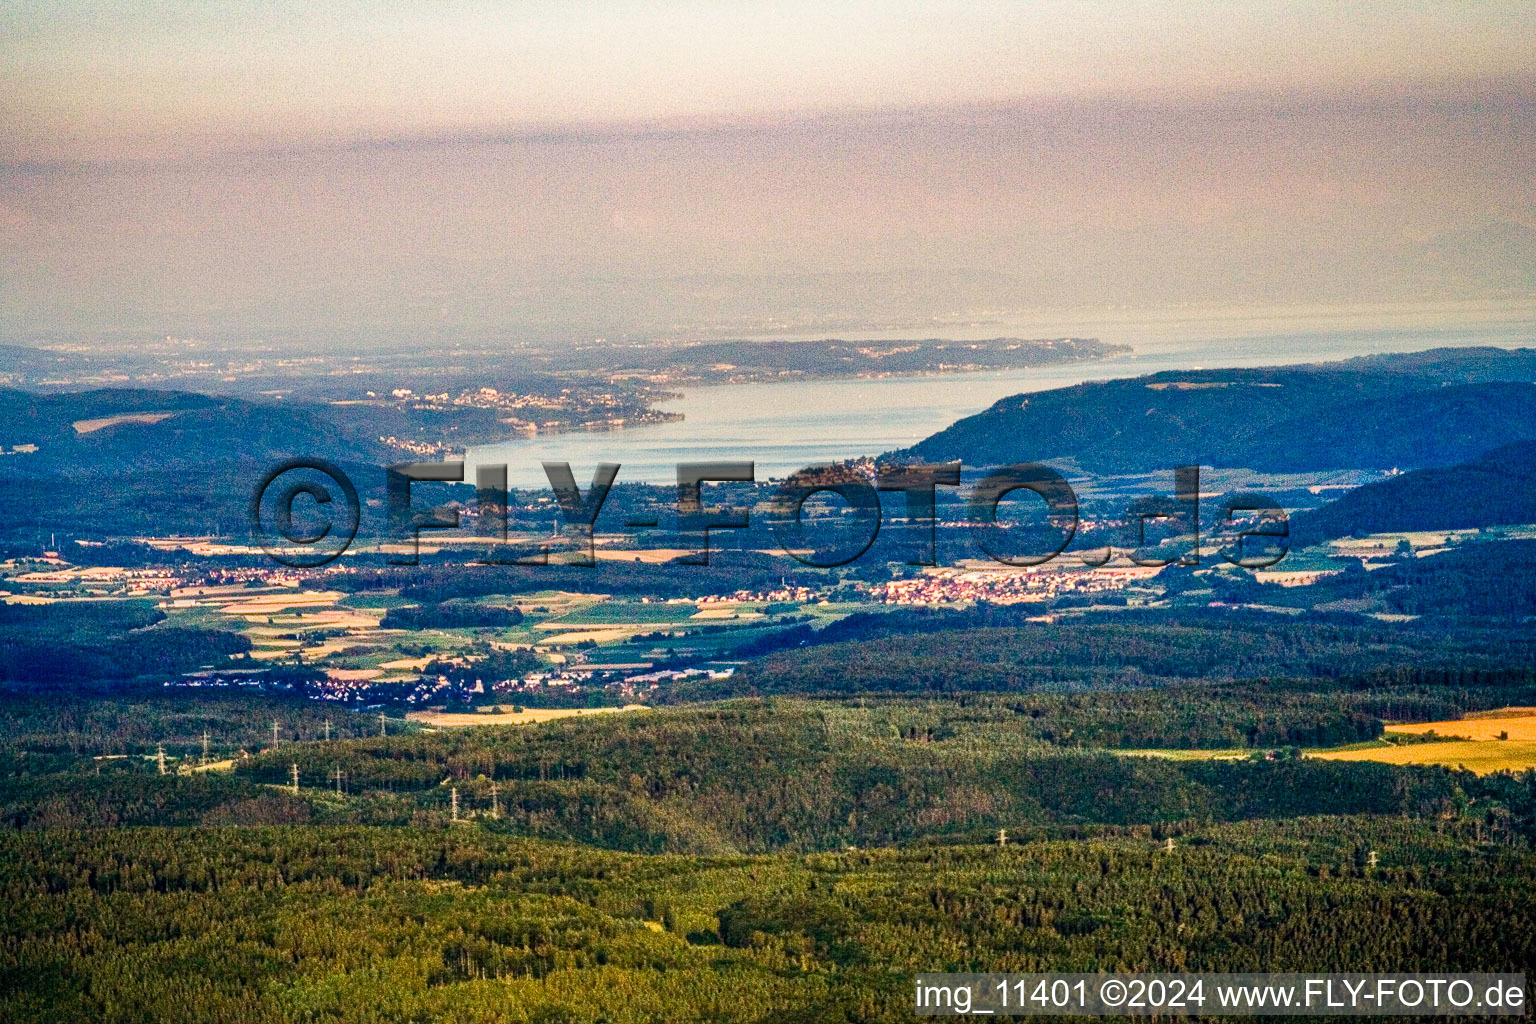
left=0, top=388, right=385, bottom=477
left=1230, top=539, right=1536, bottom=620
left=1290, top=442, right=1536, bottom=545
left=900, top=347, right=1536, bottom=473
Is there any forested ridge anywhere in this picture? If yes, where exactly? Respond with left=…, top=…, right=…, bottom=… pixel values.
left=8, top=696, right=1535, bottom=853
left=900, top=347, right=1536, bottom=473
left=0, top=693, right=405, bottom=757
left=0, top=386, right=386, bottom=478
left=1289, top=442, right=1536, bottom=546
left=1218, top=541, right=1536, bottom=620
left=0, top=818, right=1530, bottom=1023
left=712, top=615, right=1536, bottom=698
left=0, top=599, right=250, bottom=685
left=382, top=601, right=526, bottom=630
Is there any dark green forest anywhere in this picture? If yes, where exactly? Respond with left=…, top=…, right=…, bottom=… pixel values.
left=382, top=602, right=526, bottom=630
left=711, top=615, right=1536, bottom=698
left=1, top=817, right=1531, bottom=1023
left=1288, top=442, right=1536, bottom=546
left=0, top=600, right=250, bottom=685
left=7, top=694, right=1535, bottom=850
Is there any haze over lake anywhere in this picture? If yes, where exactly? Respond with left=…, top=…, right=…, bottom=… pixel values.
left=469, top=306, right=1536, bottom=489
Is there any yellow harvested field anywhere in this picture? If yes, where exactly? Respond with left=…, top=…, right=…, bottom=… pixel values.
left=219, top=591, right=346, bottom=614
left=72, top=411, right=176, bottom=434
left=533, top=621, right=628, bottom=631
left=408, top=705, right=647, bottom=727
left=245, top=611, right=379, bottom=630
left=1386, top=708, right=1536, bottom=742
left=325, top=668, right=383, bottom=681
left=594, top=549, right=695, bottom=564
left=1311, top=740, right=1536, bottom=775
left=542, top=630, right=634, bottom=645
left=379, top=656, right=434, bottom=670
left=173, top=584, right=297, bottom=599
left=319, top=614, right=383, bottom=629
left=690, top=607, right=762, bottom=620
left=1115, top=749, right=1251, bottom=762
left=248, top=648, right=298, bottom=660
left=1308, top=708, right=1536, bottom=774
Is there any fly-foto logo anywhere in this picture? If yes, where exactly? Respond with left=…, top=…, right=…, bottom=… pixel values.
left=249, top=458, right=1288, bottom=570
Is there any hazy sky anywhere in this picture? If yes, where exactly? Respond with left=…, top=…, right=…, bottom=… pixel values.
left=2, top=2, right=1534, bottom=345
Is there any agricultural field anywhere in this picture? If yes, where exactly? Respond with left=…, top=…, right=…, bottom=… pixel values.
left=134, top=583, right=844, bottom=705
left=1112, top=748, right=1254, bottom=762
left=1311, top=739, right=1536, bottom=775
left=1309, top=708, right=1536, bottom=775
left=406, top=704, right=649, bottom=727
left=1388, top=707, right=1536, bottom=741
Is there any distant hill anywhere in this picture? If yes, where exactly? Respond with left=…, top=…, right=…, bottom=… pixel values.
left=1232, top=539, right=1536, bottom=621
left=654, top=337, right=1124, bottom=375
left=900, top=346, right=1536, bottom=474
left=716, top=607, right=1536, bottom=698
left=1235, top=381, right=1536, bottom=472
left=0, top=388, right=385, bottom=477
left=0, top=343, right=66, bottom=367
left=538, top=336, right=1130, bottom=381
left=1290, top=442, right=1536, bottom=546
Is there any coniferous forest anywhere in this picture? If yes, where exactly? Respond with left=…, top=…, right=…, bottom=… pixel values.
left=3, top=684, right=1536, bottom=1022
left=1, top=814, right=1532, bottom=1022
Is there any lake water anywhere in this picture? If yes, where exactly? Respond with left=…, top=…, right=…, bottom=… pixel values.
left=469, top=308, right=1536, bottom=488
